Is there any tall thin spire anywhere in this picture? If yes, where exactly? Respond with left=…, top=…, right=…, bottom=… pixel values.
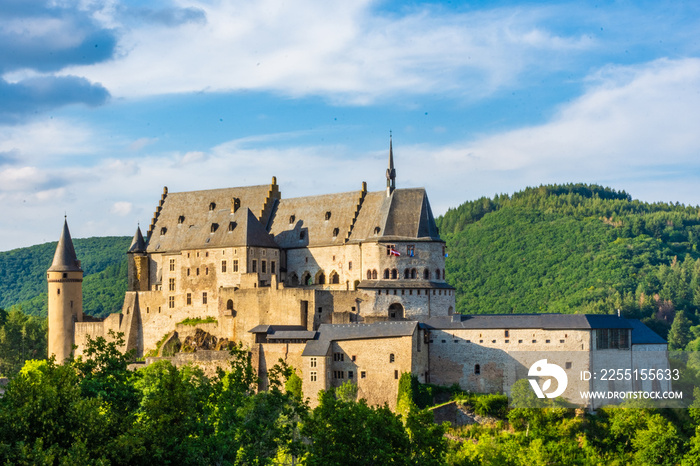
left=48, top=219, right=82, bottom=272
left=128, top=225, right=147, bottom=253
left=386, top=131, right=396, bottom=195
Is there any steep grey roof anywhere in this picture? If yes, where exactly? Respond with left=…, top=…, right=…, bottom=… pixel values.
left=149, top=203, right=278, bottom=253
left=628, top=319, right=667, bottom=345
left=147, top=185, right=276, bottom=253
left=48, top=220, right=82, bottom=272
left=422, top=314, right=634, bottom=330
left=357, top=280, right=454, bottom=290
left=270, top=189, right=363, bottom=248
left=128, top=226, right=147, bottom=253
left=349, top=189, right=442, bottom=242
left=302, top=321, right=417, bottom=356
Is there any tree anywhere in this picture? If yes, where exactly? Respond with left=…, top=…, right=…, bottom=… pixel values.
left=669, top=310, right=692, bottom=350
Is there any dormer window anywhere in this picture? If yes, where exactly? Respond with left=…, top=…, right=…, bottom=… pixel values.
left=211, top=223, right=219, bottom=233
left=332, top=227, right=339, bottom=237
left=289, top=215, right=296, bottom=224
left=374, top=226, right=380, bottom=235
left=325, top=211, right=331, bottom=220
left=228, top=221, right=236, bottom=232
left=178, top=215, right=185, bottom=224
left=209, top=202, right=216, bottom=211
left=160, top=227, right=167, bottom=235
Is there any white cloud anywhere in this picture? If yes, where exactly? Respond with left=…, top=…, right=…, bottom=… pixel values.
left=110, top=201, right=133, bottom=216
left=64, top=1, right=593, bottom=102
left=128, top=137, right=158, bottom=151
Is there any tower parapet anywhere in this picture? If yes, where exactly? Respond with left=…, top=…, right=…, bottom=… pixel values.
left=47, top=219, right=83, bottom=363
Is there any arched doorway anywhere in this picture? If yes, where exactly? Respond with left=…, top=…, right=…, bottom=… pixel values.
left=227, top=299, right=237, bottom=317
left=301, top=272, right=312, bottom=286
left=388, top=303, right=404, bottom=320
left=329, top=271, right=339, bottom=284
left=316, top=271, right=326, bottom=285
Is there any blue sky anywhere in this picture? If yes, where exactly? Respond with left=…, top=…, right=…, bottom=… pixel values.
left=2, top=0, right=700, bottom=250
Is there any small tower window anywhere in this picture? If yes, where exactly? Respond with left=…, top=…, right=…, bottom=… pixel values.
left=325, top=211, right=331, bottom=220
left=332, top=227, right=339, bottom=237
left=209, top=202, right=216, bottom=211
left=289, top=215, right=295, bottom=224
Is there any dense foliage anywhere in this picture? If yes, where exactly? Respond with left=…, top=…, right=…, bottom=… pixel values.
left=0, top=236, right=130, bottom=318
left=0, top=308, right=47, bottom=377
left=437, top=183, right=700, bottom=341
left=0, top=336, right=446, bottom=465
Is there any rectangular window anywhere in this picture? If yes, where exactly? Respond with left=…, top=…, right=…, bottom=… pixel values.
left=348, top=261, right=352, bottom=270
left=310, top=357, right=317, bottom=368
left=168, top=296, right=174, bottom=308
left=262, top=260, right=267, bottom=274
left=361, top=371, right=366, bottom=379
left=202, top=292, right=208, bottom=304
left=233, top=260, right=239, bottom=272
left=351, top=355, right=356, bottom=362
left=333, top=353, right=344, bottom=362
left=169, top=278, right=175, bottom=291
left=504, top=330, right=509, bottom=337
left=252, top=260, right=257, bottom=273
left=394, top=370, right=399, bottom=379
left=222, top=260, right=227, bottom=273
left=310, top=371, right=317, bottom=382
left=566, top=362, right=572, bottom=369
left=348, top=371, right=354, bottom=379
left=407, top=245, right=415, bottom=256
left=169, top=259, right=175, bottom=271
left=186, top=293, right=192, bottom=305
left=318, top=307, right=322, bottom=313
left=187, top=268, right=190, bottom=276
left=271, top=261, right=276, bottom=274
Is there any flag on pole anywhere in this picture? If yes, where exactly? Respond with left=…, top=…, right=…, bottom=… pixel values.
left=390, top=248, right=401, bottom=256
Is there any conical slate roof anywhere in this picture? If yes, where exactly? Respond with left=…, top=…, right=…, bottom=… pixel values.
left=48, top=219, right=82, bottom=272
left=128, top=226, right=147, bottom=253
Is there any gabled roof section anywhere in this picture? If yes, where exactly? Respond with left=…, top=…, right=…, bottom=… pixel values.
left=48, top=219, right=82, bottom=272
left=302, top=321, right=418, bottom=356
left=128, top=226, right=147, bottom=253
left=423, top=314, right=633, bottom=330
left=349, top=189, right=441, bottom=242
left=146, top=185, right=277, bottom=253
left=628, top=319, right=667, bottom=345
left=270, top=189, right=364, bottom=248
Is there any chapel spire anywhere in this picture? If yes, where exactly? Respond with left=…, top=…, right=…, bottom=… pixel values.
left=128, top=225, right=147, bottom=253
left=386, top=131, right=396, bottom=196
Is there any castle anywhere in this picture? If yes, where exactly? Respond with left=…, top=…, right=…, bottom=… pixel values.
left=48, top=141, right=669, bottom=409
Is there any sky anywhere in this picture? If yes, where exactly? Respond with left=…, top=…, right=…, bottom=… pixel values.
left=2, top=0, right=700, bottom=251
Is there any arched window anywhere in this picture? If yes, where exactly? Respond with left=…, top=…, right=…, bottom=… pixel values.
left=474, top=364, right=480, bottom=375
left=367, top=270, right=372, bottom=279
left=411, top=268, right=417, bottom=279
left=301, top=272, right=312, bottom=286
left=372, top=270, right=377, bottom=279
left=330, top=271, right=339, bottom=284
left=325, top=211, right=331, bottom=220
left=384, top=269, right=390, bottom=279
left=374, top=226, right=381, bottom=235
left=435, top=269, right=441, bottom=280
left=316, top=271, right=326, bottom=285
left=209, top=202, right=216, bottom=211
left=424, top=269, right=430, bottom=280
left=289, top=273, right=299, bottom=286
left=404, top=269, right=410, bottom=279
left=391, top=269, right=398, bottom=280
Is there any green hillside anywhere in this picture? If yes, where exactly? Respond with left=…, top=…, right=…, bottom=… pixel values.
left=437, top=184, right=700, bottom=340
left=0, top=236, right=130, bottom=318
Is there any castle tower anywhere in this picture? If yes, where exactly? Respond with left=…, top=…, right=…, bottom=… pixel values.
left=127, top=226, right=149, bottom=291
left=386, top=132, right=396, bottom=196
left=47, top=219, right=83, bottom=363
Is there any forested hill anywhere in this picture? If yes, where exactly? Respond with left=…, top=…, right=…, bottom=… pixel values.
left=0, top=237, right=130, bottom=318
left=436, top=183, right=700, bottom=340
